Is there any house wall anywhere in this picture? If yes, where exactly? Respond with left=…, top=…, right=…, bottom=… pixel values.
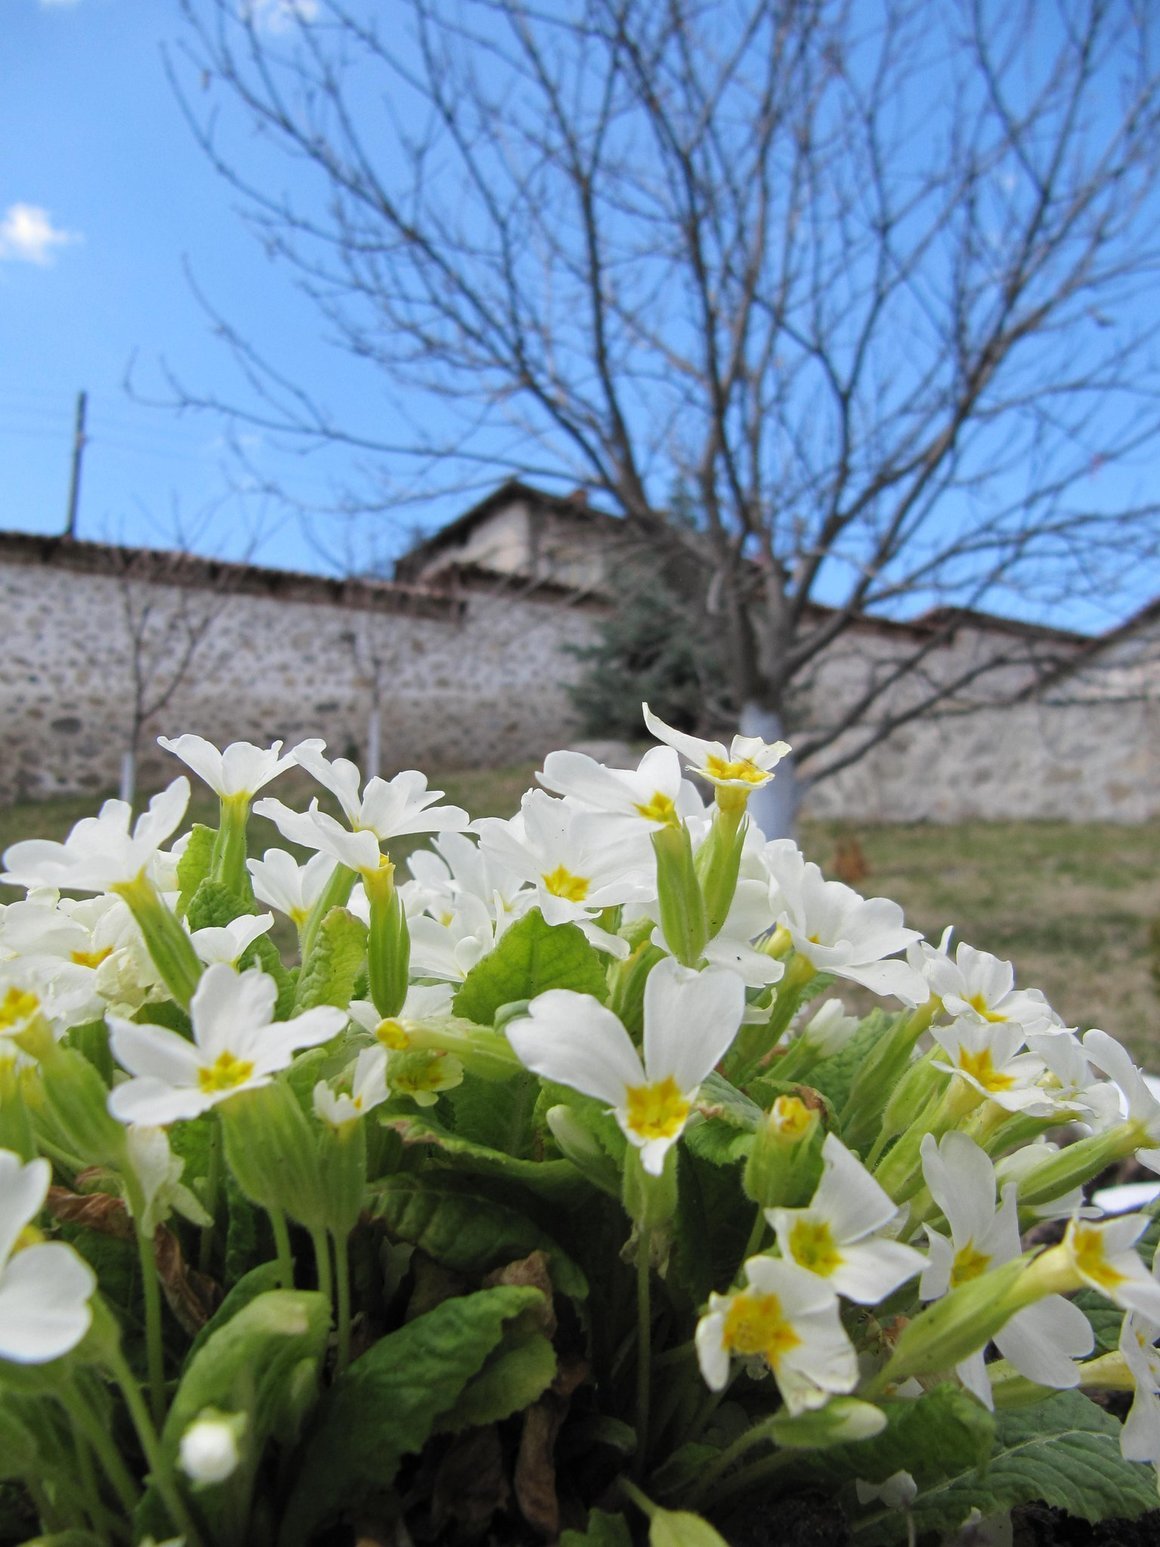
left=0, top=536, right=1154, bottom=823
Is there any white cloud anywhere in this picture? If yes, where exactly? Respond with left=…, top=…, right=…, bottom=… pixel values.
left=0, top=204, right=81, bottom=266
left=241, top=0, right=318, bottom=32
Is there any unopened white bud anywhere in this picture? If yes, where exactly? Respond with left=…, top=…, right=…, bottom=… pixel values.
left=178, top=1411, right=242, bottom=1485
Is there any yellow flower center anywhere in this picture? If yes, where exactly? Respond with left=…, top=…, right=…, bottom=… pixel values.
left=375, top=1017, right=410, bottom=1050
left=950, top=1240, right=992, bottom=1287
left=722, top=1290, right=802, bottom=1369
left=13, top=1224, right=44, bottom=1254
left=197, top=1051, right=256, bottom=1094
left=71, top=947, right=113, bottom=969
left=634, top=791, right=678, bottom=825
left=389, top=1051, right=455, bottom=1095
left=788, top=1218, right=843, bottom=1276
left=704, top=754, right=768, bottom=785
left=541, top=865, right=590, bottom=903
left=966, top=993, right=1007, bottom=1023
left=0, top=987, right=40, bottom=1031
left=624, top=1075, right=690, bottom=1141
left=289, top=906, right=309, bottom=928
left=768, top=1094, right=816, bottom=1143
left=1069, top=1224, right=1128, bottom=1292
left=956, top=1046, right=1015, bottom=1092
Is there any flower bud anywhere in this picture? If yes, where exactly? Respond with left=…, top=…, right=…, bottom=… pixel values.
left=771, top=1397, right=887, bottom=1448
left=179, top=1409, right=244, bottom=1485
left=695, top=805, right=747, bottom=939
left=40, top=1044, right=129, bottom=1171
left=112, top=874, right=202, bottom=1009
left=872, top=1256, right=1028, bottom=1391
left=546, top=1105, right=621, bottom=1198
left=220, top=1083, right=327, bottom=1231
left=651, top=823, right=707, bottom=968
left=365, top=862, right=410, bottom=1019
left=743, top=1093, right=822, bottom=1208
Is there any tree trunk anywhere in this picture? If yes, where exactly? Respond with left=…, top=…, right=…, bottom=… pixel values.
left=740, top=703, right=798, bottom=840
left=119, top=747, right=138, bottom=807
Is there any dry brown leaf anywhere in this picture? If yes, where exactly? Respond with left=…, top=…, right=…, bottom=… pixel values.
left=46, top=1185, right=134, bottom=1239
left=432, top=1424, right=510, bottom=1538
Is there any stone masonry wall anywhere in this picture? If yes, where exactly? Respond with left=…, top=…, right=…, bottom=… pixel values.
left=0, top=535, right=1155, bottom=822
left=0, top=539, right=599, bottom=803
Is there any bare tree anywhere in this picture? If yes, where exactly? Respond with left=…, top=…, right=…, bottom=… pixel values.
left=167, top=0, right=1160, bottom=823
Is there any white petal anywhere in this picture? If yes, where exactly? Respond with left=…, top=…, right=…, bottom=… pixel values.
left=831, top=1239, right=927, bottom=1304
left=190, top=964, right=278, bottom=1058
left=0, top=1154, right=50, bottom=1267
left=0, top=1242, right=94, bottom=1362
left=994, top=1296, right=1093, bottom=1388
left=814, top=1134, right=900, bottom=1243
left=109, top=1076, right=213, bottom=1126
left=506, top=992, right=643, bottom=1106
left=108, top=1017, right=204, bottom=1087
left=642, top=958, right=745, bottom=1091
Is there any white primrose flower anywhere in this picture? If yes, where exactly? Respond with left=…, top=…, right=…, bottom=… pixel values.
left=763, top=840, right=927, bottom=1004
left=1059, top=1214, right=1160, bottom=1320
left=347, top=982, right=455, bottom=1050
left=506, top=957, right=746, bottom=1175
left=650, top=874, right=786, bottom=991
left=475, top=791, right=653, bottom=955
left=107, top=963, right=347, bottom=1125
left=2, top=778, right=191, bottom=894
left=929, top=1019, right=1053, bottom=1116
left=0, top=1150, right=96, bottom=1363
left=1082, top=1029, right=1160, bottom=1173
left=642, top=703, right=791, bottom=793
left=256, top=746, right=469, bottom=875
left=313, top=1046, right=391, bottom=1128
left=248, top=849, right=338, bottom=930
left=538, top=744, right=701, bottom=830
left=855, top=1471, right=918, bottom=1509
left=927, top=940, right=1062, bottom=1038
left=407, top=895, right=506, bottom=982
left=766, top=1134, right=926, bottom=1304
left=190, top=912, right=276, bottom=967
left=0, top=966, right=98, bottom=1048
left=1027, top=1032, right=1123, bottom=1129
left=695, top=1254, right=858, bottom=1413
left=794, top=999, right=861, bottom=1057
left=920, top=1133, right=1093, bottom=1406
left=158, top=734, right=307, bottom=798
left=401, top=829, right=526, bottom=924
left=124, top=1125, right=212, bottom=1235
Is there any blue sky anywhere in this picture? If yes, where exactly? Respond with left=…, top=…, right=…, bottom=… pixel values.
left=0, top=0, right=438, bottom=574
left=2, top=0, right=1158, bottom=636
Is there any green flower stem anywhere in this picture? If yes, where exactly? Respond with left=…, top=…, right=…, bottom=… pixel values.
left=334, top=1230, right=353, bottom=1375
left=198, top=1112, right=223, bottom=1275
left=739, top=1205, right=767, bottom=1270
left=634, top=1226, right=653, bottom=1479
left=691, top=1443, right=793, bottom=1511
left=269, top=1205, right=294, bottom=1288
left=135, top=1219, right=167, bottom=1428
left=106, top=1344, right=205, bottom=1547
left=301, top=864, right=357, bottom=961
left=311, top=1224, right=334, bottom=1307
left=67, top=1373, right=143, bottom=1518
left=26, top=1476, right=69, bottom=1536
left=210, top=793, right=254, bottom=901
left=67, top=1407, right=126, bottom=1544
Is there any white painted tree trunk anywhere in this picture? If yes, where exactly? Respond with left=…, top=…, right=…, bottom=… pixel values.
left=739, top=702, right=799, bottom=839
left=365, top=703, right=382, bottom=782
left=119, top=748, right=137, bottom=806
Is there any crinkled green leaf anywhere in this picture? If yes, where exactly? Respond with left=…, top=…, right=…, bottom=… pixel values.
left=176, top=822, right=216, bottom=916
left=792, top=1383, right=993, bottom=1494
left=857, top=1390, right=1159, bottom=1546
left=186, top=877, right=249, bottom=932
left=278, top=1284, right=543, bottom=1547
left=561, top=1510, right=633, bottom=1547
left=384, top=1110, right=589, bottom=1202
left=696, top=1071, right=763, bottom=1130
left=370, top=1172, right=588, bottom=1299
left=444, top=1067, right=540, bottom=1155
left=683, top=1118, right=753, bottom=1167
left=1073, top=1289, right=1124, bottom=1354
left=294, top=906, right=367, bottom=1010
left=801, top=1007, right=897, bottom=1113
left=453, top=908, right=608, bottom=1026
left=439, top=1327, right=557, bottom=1431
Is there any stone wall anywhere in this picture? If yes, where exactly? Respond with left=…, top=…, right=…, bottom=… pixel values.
left=0, top=535, right=600, bottom=803
left=1, top=532, right=1155, bottom=822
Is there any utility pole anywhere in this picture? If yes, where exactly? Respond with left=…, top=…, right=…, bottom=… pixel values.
left=64, top=389, right=87, bottom=539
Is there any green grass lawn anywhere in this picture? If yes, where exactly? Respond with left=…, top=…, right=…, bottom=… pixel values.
left=3, top=770, right=1156, bottom=1064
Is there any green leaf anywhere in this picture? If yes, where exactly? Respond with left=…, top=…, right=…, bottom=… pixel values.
left=649, top=1506, right=731, bottom=1547
left=176, top=822, right=216, bottom=916
left=278, top=1284, right=543, bottom=1547
left=1073, top=1289, right=1124, bottom=1354
left=384, top=1110, right=589, bottom=1203
left=793, top=1383, right=993, bottom=1493
left=683, top=1118, right=752, bottom=1168
left=858, top=1390, right=1160, bottom=1546
left=186, top=877, right=249, bottom=932
left=696, top=1071, right=764, bottom=1130
left=799, top=1008, right=897, bottom=1114
left=453, top=908, right=608, bottom=1026
left=370, top=1172, right=588, bottom=1299
left=440, top=1328, right=557, bottom=1431
left=295, top=906, right=367, bottom=1010
left=561, top=1509, right=633, bottom=1547
left=238, top=930, right=295, bottom=1020
left=183, top=1260, right=284, bottom=1367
